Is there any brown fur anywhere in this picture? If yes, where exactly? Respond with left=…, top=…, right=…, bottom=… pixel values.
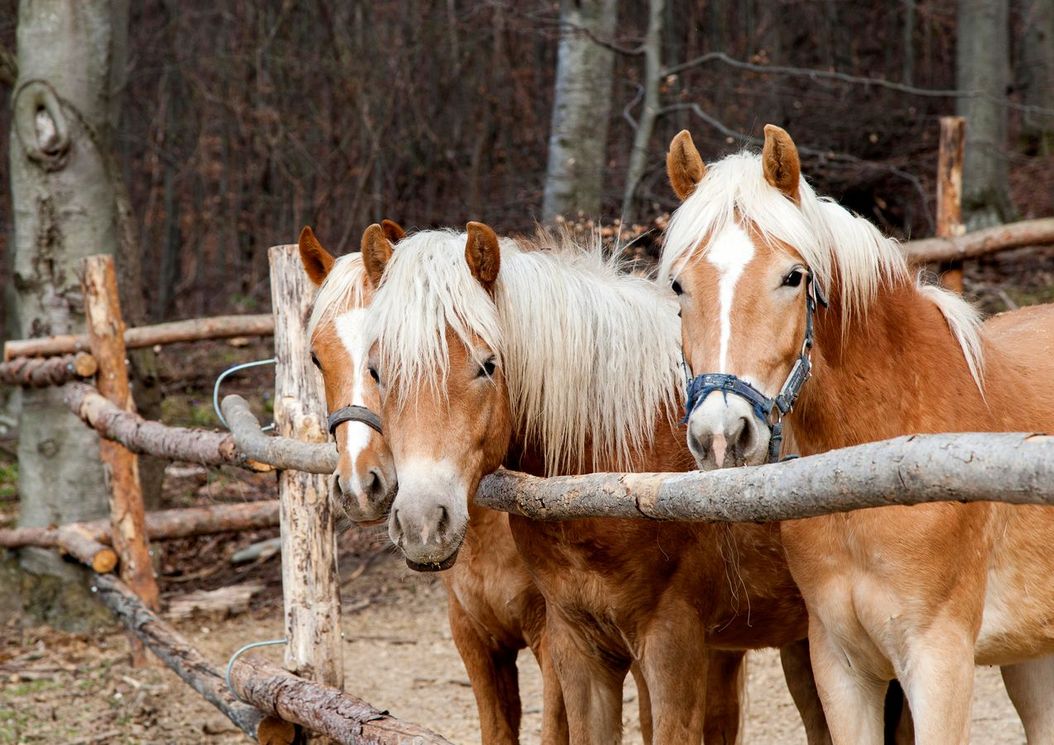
left=374, top=226, right=837, bottom=745
left=362, top=223, right=394, bottom=288
left=466, top=221, right=501, bottom=290
left=298, top=225, right=336, bottom=285
left=761, top=125, right=800, bottom=203
left=667, top=130, right=706, bottom=201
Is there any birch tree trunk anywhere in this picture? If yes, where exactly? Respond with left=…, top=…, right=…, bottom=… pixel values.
left=1021, top=0, right=1054, bottom=155
left=542, top=0, right=618, bottom=222
left=8, top=0, right=129, bottom=629
left=956, top=0, right=1013, bottom=228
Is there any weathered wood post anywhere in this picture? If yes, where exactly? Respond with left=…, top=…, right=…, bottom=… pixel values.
left=83, top=255, right=160, bottom=665
left=269, top=245, right=344, bottom=692
left=936, top=116, right=967, bottom=292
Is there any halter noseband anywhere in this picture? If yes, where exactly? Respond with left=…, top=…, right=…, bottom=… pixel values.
left=682, top=271, right=828, bottom=463
left=327, top=405, right=384, bottom=437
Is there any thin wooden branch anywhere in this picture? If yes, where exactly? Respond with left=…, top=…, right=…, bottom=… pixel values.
left=229, top=653, right=454, bottom=745
left=3, top=313, right=273, bottom=361
left=0, top=352, right=96, bottom=387
left=90, top=572, right=292, bottom=744
left=902, top=217, right=1054, bottom=263
left=222, top=394, right=337, bottom=473
left=475, top=433, right=1054, bottom=521
left=0, top=501, right=280, bottom=554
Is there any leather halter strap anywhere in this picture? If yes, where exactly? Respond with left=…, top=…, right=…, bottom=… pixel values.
left=682, top=271, right=828, bottom=463
left=327, top=405, right=383, bottom=437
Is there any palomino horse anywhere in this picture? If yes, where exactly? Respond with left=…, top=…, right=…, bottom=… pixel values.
left=662, top=124, right=1054, bottom=744
left=299, top=225, right=569, bottom=745
left=362, top=223, right=836, bottom=744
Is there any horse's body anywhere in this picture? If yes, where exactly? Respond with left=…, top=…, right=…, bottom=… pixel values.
left=300, top=228, right=565, bottom=745
left=363, top=225, right=834, bottom=744
left=663, top=125, right=1054, bottom=744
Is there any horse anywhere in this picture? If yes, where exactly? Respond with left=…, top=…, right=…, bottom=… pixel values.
left=661, top=123, right=1054, bottom=744
left=361, top=222, right=837, bottom=744
left=299, top=224, right=571, bottom=745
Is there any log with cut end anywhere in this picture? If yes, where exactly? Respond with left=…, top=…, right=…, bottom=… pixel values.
left=90, top=572, right=292, bottom=744
left=3, top=313, right=274, bottom=361
left=2, top=523, right=119, bottom=572
left=475, top=432, right=1054, bottom=522
left=229, top=653, right=454, bottom=745
left=902, top=217, right=1054, bottom=264
left=0, top=352, right=97, bottom=387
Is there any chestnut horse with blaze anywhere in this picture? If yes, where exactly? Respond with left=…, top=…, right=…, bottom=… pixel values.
left=361, top=224, right=838, bottom=744
left=299, top=225, right=569, bottom=745
left=663, top=124, right=1054, bottom=744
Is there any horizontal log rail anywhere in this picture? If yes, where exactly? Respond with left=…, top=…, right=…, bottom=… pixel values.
left=475, top=432, right=1054, bottom=521
left=221, top=394, right=338, bottom=473
left=229, top=653, right=454, bottom=745
left=3, top=313, right=273, bottom=361
left=901, top=217, right=1054, bottom=264
left=0, top=501, right=280, bottom=560
left=0, top=352, right=97, bottom=387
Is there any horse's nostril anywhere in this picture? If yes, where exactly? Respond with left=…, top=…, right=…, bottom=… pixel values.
left=365, top=469, right=383, bottom=498
left=435, top=505, right=450, bottom=535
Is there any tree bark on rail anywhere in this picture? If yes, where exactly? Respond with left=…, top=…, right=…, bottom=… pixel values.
left=3, top=313, right=274, bottom=361
left=223, top=394, right=338, bottom=473
left=229, top=653, right=454, bottom=745
left=900, top=217, right=1054, bottom=264
left=0, top=353, right=96, bottom=387
left=475, top=432, right=1054, bottom=521
left=90, top=572, right=293, bottom=744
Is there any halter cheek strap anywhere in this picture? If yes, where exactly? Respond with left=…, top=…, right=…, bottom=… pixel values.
left=327, top=405, right=384, bottom=437
left=682, top=271, right=828, bottom=463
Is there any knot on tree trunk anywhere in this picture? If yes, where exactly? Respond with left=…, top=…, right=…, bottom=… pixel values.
left=14, top=80, right=71, bottom=169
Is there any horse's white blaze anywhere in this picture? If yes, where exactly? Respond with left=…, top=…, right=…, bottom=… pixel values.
left=706, top=223, right=756, bottom=372
left=334, top=309, right=372, bottom=471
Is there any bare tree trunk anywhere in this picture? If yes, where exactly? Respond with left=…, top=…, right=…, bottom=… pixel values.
left=956, top=0, right=1013, bottom=228
left=7, top=0, right=130, bottom=629
left=620, top=0, right=664, bottom=228
left=1021, top=0, right=1054, bottom=155
left=542, top=0, right=618, bottom=222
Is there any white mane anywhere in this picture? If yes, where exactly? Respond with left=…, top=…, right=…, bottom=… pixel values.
left=366, top=229, right=684, bottom=474
left=659, top=149, right=984, bottom=385
left=307, top=253, right=370, bottom=339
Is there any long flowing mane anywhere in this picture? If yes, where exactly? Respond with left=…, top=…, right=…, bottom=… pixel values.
left=659, top=150, right=984, bottom=385
left=366, top=229, right=683, bottom=474
left=307, top=253, right=370, bottom=339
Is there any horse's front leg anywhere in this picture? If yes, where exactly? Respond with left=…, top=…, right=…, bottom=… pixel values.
left=547, top=611, right=627, bottom=745
left=808, top=620, right=887, bottom=745
left=779, top=639, right=832, bottom=745
left=637, top=625, right=711, bottom=744
left=703, top=650, right=746, bottom=745
left=530, top=631, right=570, bottom=745
left=896, top=624, right=975, bottom=745
left=1002, top=656, right=1054, bottom=743
left=448, top=596, right=522, bottom=745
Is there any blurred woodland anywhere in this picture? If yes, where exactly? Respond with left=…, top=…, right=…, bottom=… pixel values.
left=1, top=0, right=1053, bottom=329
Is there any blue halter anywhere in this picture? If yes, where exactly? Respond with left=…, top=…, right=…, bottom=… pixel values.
left=682, top=271, right=828, bottom=463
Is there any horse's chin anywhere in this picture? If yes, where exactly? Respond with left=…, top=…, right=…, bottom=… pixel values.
left=404, top=547, right=461, bottom=573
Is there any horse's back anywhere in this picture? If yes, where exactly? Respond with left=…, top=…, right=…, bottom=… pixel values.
left=982, top=302, right=1054, bottom=431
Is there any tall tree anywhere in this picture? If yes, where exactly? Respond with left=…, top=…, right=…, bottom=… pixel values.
left=1021, top=0, right=1054, bottom=155
left=542, top=0, right=618, bottom=222
left=8, top=0, right=130, bottom=628
left=956, top=0, right=1013, bottom=227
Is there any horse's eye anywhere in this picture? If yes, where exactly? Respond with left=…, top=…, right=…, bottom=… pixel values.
left=782, top=269, right=804, bottom=288
left=478, top=358, right=497, bottom=378
left=368, top=365, right=380, bottom=384
left=671, top=279, right=684, bottom=296
left=310, top=352, right=322, bottom=370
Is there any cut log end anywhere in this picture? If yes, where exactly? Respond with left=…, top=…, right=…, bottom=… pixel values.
left=257, top=716, right=298, bottom=745
left=91, top=548, right=119, bottom=573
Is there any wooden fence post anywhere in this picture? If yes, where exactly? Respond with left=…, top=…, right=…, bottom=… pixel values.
left=269, top=245, right=344, bottom=692
left=82, top=255, right=160, bottom=666
left=936, top=116, right=966, bottom=292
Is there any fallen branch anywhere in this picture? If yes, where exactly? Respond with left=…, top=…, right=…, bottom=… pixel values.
left=90, top=572, right=291, bottom=744
left=9, top=524, right=119, bottom=573
left=4, top=313, right=274, bottom=361
left=475, top=432, right=1054, bottom=521
left=0, top=352, right=97, bottom=387
left=222, top=395, right=337, bottom=473
left=229, top=653, right=454, bottom=745
left=902, top=218, right=1054, bottom=263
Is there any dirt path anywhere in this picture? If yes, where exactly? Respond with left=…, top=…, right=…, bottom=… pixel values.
left=2, top=552, right=1026, bottom=744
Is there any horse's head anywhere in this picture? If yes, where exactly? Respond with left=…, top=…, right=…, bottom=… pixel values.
left=363, top=223, right=512, bottom=571
left=300, top=223, right=404, bottom=522
left=662, top=125, right=822, bottom=469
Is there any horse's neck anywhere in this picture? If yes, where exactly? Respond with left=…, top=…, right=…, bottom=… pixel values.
left=793, top=281, right=991, bottom=454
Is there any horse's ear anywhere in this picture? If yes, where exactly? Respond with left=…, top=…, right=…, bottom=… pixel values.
left=381, top=219, right=406, bottom=244
left=361, top=224, right=394, bottom=289
left=667, top=130, right=706, bottom=201
left=299, top=226, right=336, bottom=287
left=465, top=221, right=501, bottom=291
left=762, top=124, right=801, bottom=203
